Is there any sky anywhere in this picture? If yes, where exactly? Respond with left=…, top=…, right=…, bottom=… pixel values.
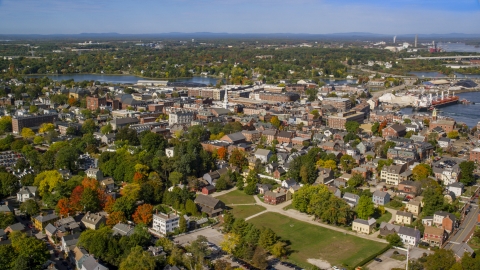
left=0, top=0, right=479, bottom=35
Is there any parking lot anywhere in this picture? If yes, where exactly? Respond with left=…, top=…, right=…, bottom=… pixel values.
left=366, top=247, right=432, bottom=270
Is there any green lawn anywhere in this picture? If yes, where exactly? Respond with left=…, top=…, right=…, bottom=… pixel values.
left=375, top=212, right=392, bottom=225
left=229, top=205, right=266, bottom=219
left=249, top=212, right=388, bottom=269
left=216, top=189, right=256, bottom=205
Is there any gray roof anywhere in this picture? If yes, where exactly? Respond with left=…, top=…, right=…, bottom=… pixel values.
left=396, top=211, right=413, bottom=218
left=111, top=117, right=139, bottom=126
left=398, top=226, right=420, bottom=238
left=35, top=213, right=58, bottom=223
left=45, top=223, right=57, bottom=235
left=373, top=190, right=389, bottom=198
left=62, top=232, right=81, bottom=246
left=82, top=255, right=108, bottom=270
left=223, top=132, right=246, bottom=142
left=7, top=223, right=25, bottom=231
left=379, top=222, right=400, bottom=232
left=354, top=218, right=376, bottom=226
left=254, top=149, right=272, bottom=157
left=112, top=223, right=135, bottom=236
left=194, top=194, right=221, bottom=208
left=0, top=205, right=14, bottom=213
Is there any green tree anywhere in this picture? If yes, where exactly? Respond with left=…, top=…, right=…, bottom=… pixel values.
left=422, top=186, right=445, bottom=216
left=271, top=241, right=288, bottom=258
left=258, top=228, right=278, bottom=251
left=386, top=233, right=403, bottom=247
left=447, top=130, right=459, bottom=139
left=340, top=154, right=356, bottom=173
left=0, top=172, right=18, bottom=197
left=371, top=122, right=380, bottom=135
left=356, top=196, right=375, bottom=219
left=169, top=171, right=184, bottom=186
left=119, top=246, right=156, bottom=270
left=0, top=116, right=12, bottom=133
left=423, top=249, right=456, bottom=270
left=81, top=119, right=96, bottom=134
left=9, top=231, right=50, bottom=269
left=185, top=199, right=198, bottom=216
left=20, top=199, right=40, bottom=217
left=101, top=123, right=113, bottom=135
left=34, top=170, right=64, bottom=197
left=55, top=146, right=79, bottom=171
left=345, top=121, right=360, bottom=133
left=459, top=161, right=476, bottom=186
left=252, top=246, right=268, bottom=269
left=348, top=174, right=364, bottom=188
left=0, top=212, right=16, bottom=229
left=179, top=215, right=187, bottom=233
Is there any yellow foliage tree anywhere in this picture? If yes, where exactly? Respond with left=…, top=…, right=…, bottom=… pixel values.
left=121, top=182, right=141, bottom=202
left=39, top=123, right=55, bottom=133
left=33, top=170, right=64, bottom=197
left=21, top=128, right=35, bottom=139
left=220, top=233, right=241, bottom=254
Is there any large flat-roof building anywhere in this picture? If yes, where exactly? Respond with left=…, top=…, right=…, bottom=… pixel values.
left=327, top=110, right=364, bottom=130
left=12, top=114, right=58, bottom=134
left=322, top=97, right=352, bottom=112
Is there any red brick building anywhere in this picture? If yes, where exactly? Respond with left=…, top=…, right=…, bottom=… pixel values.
left=470, top=148, right=480, bottom=163
left=264, top=191, right=286, bottom=205
left=382, top=123, right=407, bottom=138
left=429, top=120, right=456, bottom=133
left=86, top=96, right=107, bottom=110
left=202, top=185, right=216, bottom=195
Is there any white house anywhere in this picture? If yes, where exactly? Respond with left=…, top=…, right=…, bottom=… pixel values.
left=165, top=147, right=175, bottom=158
left=438, top=137, right=451, bottom=149
left=254, top=149, right=272, bottom=163
left=398, top=226, right=421, bottom=246
left=16, top=186, right=37, bottom=202
left=152, top=212, right=179, bottom=235
left=281, top=179, right=297, bottom=189
left=447, top=182, right=464, bottom=197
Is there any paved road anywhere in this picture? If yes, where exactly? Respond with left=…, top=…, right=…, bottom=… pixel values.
left=366, top=247, right=432, bottom=270
left=445, top=204, right=479, bottom=250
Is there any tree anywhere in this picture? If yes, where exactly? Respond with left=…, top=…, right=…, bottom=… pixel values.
left=39, top=123, right=55, bottom=133
left=107, top=211, right=127, bottom=226
left=0, top=172, right=18, bottom=197
left=270, top=116, right=281, bottom=129
left=412, top=164, right=432, bottom=181
left=252, top=246, right=268, bottom=269
left=81, top=119, right=96, bottom=134
left=258, top=228, right=278, bottom=250
left=185, top=199, right=198, bottom=216
left=132, top=204, right=153, bottom=225
left=33, top=136, right=44, bottom=145
left=215, top=260, right=234, bottom=270
left=34, top=170, right=64, bottom=197
left=348, top=174, right=364, bottom=188
left=0, top=116, right=12, bottom=133
left=101, top=123, right=113, bottom=135
left=179, top=215, right=187, bottom=233
left=0, top=212, right=16, bottom=229
left=371, top=122, right=380, bottom=135
left=423, top=249, right=456, bottom=270
left=271, top=241, right=288, bottom=258
left=21, top=128, right=35, bottom=139
left=386, top=233, right=403, bottom=247
left=340, top=155, right=356, bottom=173
left=447, top=130, right=459, bottom=139
left=229, top=149, right=247, bottom=168
left=56, top=198, right=74, bottom=216
left=422, top=186, right=445, bottom=216
left=55, top=146, right=79, bottom=171
left=20, top=199, right=40, bottom=217
left=168, top=171, right=184, bottom=186
left=459, top=161, right=476, bottom=186
left=9, top=231, right=50, bottom=269
left=220, top=233, right=241, bottom=254
left=356, top=196, right=375, bottom=219
left=119, top=246, right=156, bottom=270
left=217, top=147, right=227, bottom=160
left=345, top=121, right=360, bottom=133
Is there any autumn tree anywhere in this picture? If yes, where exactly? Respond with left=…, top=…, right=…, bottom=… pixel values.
left=56, top=198, right=74, bottom=216
left=104, top=196, right=116, bottom=213
left=132, top=204, right=153, bottom=225
left=412, top=164, right=432, bottom=181
left=106, top=211, right=127, bottom=227
left=21, top=128, right=35, bottom=140
left=229, top=149, right=248, bottom=168
left=39, top=123, right=55, bottom=133
left=340, top=154, right=356, bottom=173
left=217, top=147, right=227, bottom=160
left=270, top=116, right=281, bottom=129
left=33, top=170, right=64, bottom=197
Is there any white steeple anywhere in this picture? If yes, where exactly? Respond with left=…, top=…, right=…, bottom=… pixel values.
left=223, top=88, right=229, bottom=109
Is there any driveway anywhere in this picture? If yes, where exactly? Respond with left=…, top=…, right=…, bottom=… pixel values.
left=174, top=227, right=224, bottom=246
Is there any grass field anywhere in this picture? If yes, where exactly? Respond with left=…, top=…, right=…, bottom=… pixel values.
left=216, top=189, right=256, bottom=205
left=229, top=205, right=266, bottom=219
left=249, top=212, right=388, bottom=269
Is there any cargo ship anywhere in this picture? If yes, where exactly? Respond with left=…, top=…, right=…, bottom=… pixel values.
left=428, top=90, right=459, bottom=111
left=413, top=90, right=459, bottom=111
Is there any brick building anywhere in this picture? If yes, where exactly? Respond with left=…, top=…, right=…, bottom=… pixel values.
left=86, top=96, right=107, bottom=110
left=258, top=92, right=300, bottom=102
left=382, top=123, right=407, bottom=138
left=470, top=148, right=480, bottom=163
left=264, top=191, right=286, bottom=205
left=12, top=114, right=58, bottom=134
left=327, top=110, right=364, bottom=130
left=430, top=120, right=456, bottom=133
left=322, top=97, right=352, bottom=112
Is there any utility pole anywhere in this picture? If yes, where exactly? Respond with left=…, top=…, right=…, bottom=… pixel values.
left=393, top=244, right=410, bottom=270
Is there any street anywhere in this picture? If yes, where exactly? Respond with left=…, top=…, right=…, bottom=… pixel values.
left=444, top=204, right=479, bottom=250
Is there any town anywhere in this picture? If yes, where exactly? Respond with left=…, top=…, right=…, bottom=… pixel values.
left=1, top=36, right=480, bottom=270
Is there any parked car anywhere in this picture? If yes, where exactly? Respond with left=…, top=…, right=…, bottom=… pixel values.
left=374, top=258, right=382, bottom=262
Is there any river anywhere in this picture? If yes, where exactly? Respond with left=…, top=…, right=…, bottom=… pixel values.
left=400, top=92, right=480, bottom=127
left=437, top=42, right=480, bottom=53
left=27, top=74, right=220, bottom=85
left=408, top=71, right=480, bottom=79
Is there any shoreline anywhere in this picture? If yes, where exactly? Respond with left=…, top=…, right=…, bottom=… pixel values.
left=23, top=73, right=225, bottom=81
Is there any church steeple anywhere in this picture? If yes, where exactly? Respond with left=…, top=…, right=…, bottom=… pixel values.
left=223, top=88, right=229, bottom=109
left=432, top=107, right=437, bottom=121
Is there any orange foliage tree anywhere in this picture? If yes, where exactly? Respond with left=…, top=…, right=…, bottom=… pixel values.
left=132, top=204, right=153, bottom=225
left=56, top=198, right=74, bottom=216
left=69, top=186, right=84, bottom=211
left=217, top=147, right=227, bottom=161
left=82, top=177, right=99, bottom=190
left=106, top=211, right=127, bottom=227
left=104, top=196, right=116, bottom=214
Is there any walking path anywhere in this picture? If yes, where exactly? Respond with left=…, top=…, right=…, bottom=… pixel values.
left=243, top=193, right=388, bottom=244
left=211, top=187, right=237, bottom=197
